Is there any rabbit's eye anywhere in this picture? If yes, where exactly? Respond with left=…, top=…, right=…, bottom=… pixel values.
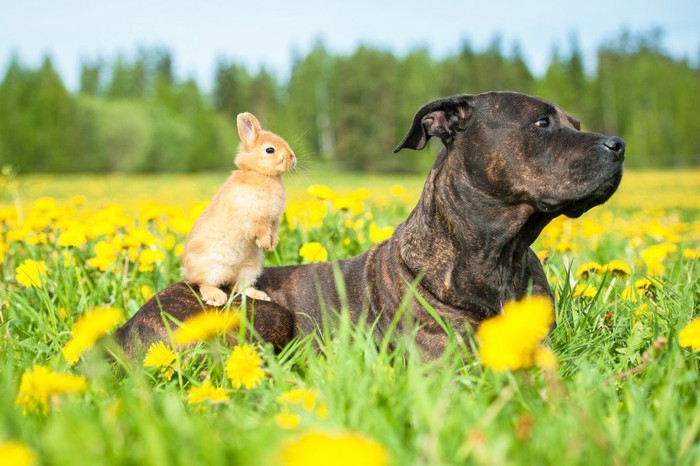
left=265, top=147, right=275, bottom=154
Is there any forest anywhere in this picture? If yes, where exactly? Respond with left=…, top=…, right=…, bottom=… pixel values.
left=0, top=29, right=698, bottom=174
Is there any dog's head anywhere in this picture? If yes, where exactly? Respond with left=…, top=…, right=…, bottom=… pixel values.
left=395, top=92, right=624, bottom=218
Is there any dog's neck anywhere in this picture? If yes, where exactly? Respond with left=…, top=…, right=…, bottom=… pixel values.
left=397, top=148, right=554, bottom=317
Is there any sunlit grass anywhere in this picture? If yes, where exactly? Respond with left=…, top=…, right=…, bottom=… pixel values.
left=0, top=168, right=698, bottom=465
left=6, top=168, right=700, bottom=211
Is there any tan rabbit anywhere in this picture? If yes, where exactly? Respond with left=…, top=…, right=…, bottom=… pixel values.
left=182, top=112, right=296, bottom=306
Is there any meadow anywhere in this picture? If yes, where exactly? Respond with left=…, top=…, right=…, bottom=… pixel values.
left=0, top=168, right=699, bottom=466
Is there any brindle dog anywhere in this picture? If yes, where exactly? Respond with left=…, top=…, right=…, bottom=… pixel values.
left=116, top=92, right=625, bottom=359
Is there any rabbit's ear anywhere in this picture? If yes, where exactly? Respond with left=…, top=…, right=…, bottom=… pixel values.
left=237, top=113, right=262, bottom=146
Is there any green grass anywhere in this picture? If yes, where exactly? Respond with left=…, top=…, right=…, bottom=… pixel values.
left=0, top=171, right=699, bottom=465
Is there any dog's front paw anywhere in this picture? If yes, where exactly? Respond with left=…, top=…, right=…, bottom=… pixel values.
left=200, top=285, right=229, bottom=307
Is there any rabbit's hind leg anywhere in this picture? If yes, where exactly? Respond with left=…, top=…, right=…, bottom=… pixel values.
left=235, top=257, right=270, bottom=302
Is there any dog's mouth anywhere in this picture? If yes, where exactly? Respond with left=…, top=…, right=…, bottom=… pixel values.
left=536, top=198, right=591, bottom=217
left=537, top=198, right=593, bottom=218
left=536, top=167, right=623, bottom=218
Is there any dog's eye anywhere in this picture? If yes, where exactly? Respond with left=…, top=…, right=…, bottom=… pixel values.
left=535, top=116, right=551, bottom=128
left=265, top=147, right=275, bottom=154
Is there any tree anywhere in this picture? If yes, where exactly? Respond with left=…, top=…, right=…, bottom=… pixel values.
left=286, top=40, right=336, bottom=159
left=213, top=59, right=252, bottom=119
left=79, top=59, right=103, bottom=96
left=0, top=56, right=78, bottom=172
left=333, top=46, right=400, bottom=171
left=1, top=31, right=699, bottom=173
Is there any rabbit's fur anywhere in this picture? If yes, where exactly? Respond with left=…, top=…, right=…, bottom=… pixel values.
left=182, top=112, right=296, bottom=305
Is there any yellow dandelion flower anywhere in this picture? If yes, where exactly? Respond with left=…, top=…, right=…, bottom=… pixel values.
left=575, top=261, right=603, bottom=279
left=275, top=410, right=302, bottom=430
left=369, top=223, right=394, bottom=244
left=32, top=197, right=57, bottom=212
left=15, top=365, right=87, bottom=415
left=635, top=278, right=656, bottom=290
left=277, top=388, right=319, bottom=412
left=641, top=243, right=677, bottom=265
left=603, top=259, right=631, bottom=277
left=140, top=284, right=155, bottom=301
left=69, top=195, right=86, bottom=206
left=86, top=240, right=118, bottom=272
left=187, top=380, right=229, bottom=405
left=534, top=346, right=558, bottom=370
left=389, top=184, right=405, bottom=197
left=621, top=285, right=638, bottom=302
left=57, top=227, right=87, bottom=248
left=634, top=304, right=650, bottom=321
left=307, top=184, right=337, bottom=200
left=0, top=240, right=7, bottom=265
left=333, top=197, right=365, bottom=215
left=348, top=188, right=370, bottom=201
left=476, top=296, right=554, bottom=371
left=7, top=227, right=48, bottom=246
left=679, top=318, right=700, bottom=350
left=189, top=202, right=208, bottom=221
left=15, top=259, right=48, bottom=289
left=316, top=402, right=329, bottom=419
left=294, top=200, right=328, bottom=231
left=87, top=218, right=116, bottom=239
left=344, top=219, right=365, bottom=231
left=139, top=203, right=168, bottom=223
left=173, top=311, right=240, bottom=345
left=628, top=236, right=644, bottom=249
left=167, top=212, right=194, bottom=235
left=554, top=241, right=574, bottom=253
left=126, top=227, right=159, bottom=248
left=536, top=249, right=550, bottom=263
left=58, top=250, right=75, bottom=267
left=0, top=205, right=17, bottom=222
left=137, top=248, right=165, bottom=273
left=581, top=219, right=605, bottom=238
left=683, top=248, right=699, bottom=260
left=573, top=284, right=597, bottom=299
left=62, top=307, right=124, bottom=365
left=284, top=203, right=301, bottom=231
left=646, top=261, right=665, bottom=277
left=160, top=234, right=176, bottom=251
left=0, top=440, right=37, bottom=466
left=226, top=344, right=265, bottom=389
left=279, top=430, right=389, bottom=466
left=143, top=341, right=176, bottom=368
left=277, top=387, right=328, bottom=420
left=299, top=242, right=328, bottom=263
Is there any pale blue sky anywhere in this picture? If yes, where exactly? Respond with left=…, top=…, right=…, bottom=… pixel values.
left=1, top=0, right=697, bottom=90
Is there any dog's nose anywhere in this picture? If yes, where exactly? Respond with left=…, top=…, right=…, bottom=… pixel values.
left=603, top=136, right=625, bottom=160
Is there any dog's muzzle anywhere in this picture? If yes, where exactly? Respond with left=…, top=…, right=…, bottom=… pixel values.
left=603, top=136, right=625, bottom=162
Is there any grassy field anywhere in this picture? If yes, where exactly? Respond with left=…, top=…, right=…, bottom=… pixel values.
left=0, top=168, right=699, bottom=466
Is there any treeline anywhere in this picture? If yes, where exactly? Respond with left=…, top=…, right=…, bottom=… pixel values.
left=0, top=29, right=698, bottom=173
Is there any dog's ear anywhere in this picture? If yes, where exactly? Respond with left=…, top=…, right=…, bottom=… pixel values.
left=394, top=95, right=474, bottom=152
